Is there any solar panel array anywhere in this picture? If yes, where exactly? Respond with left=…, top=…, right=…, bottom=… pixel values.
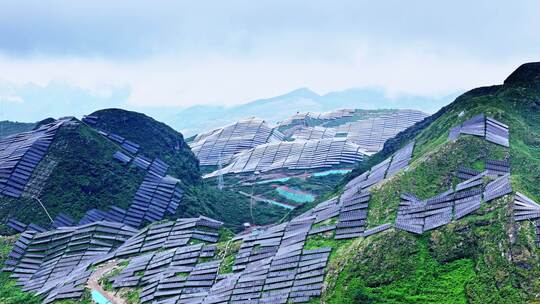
left=113, top=150, right=131, bottom=164
left=332, top=110, right=427, bottom=153
left=291, top=126, right=337, bottom=141
left=81, top=115, right=98, bottom=125
left=204, top=138, right=366, bottom=178
left=483, top=173, right=512, bottom=203
left=51, top=212, right=75, bottom=229
left=341, top=142, right=415, bottom=193
left=486, top=117, right=510, bottom=147
left=448, top=114, right=509, bottom=147
left=2, top=217, right=222, bottom=303
left=112, top=216, right=222, bottom=258
left=79, top=113, right=185, bottom=229
left=334, top=190, right=370, bottom=239
left=0, top=118, right=72, bottom=198
left=283, top=110, right=426, bottom=154
left=395, top=165, right=513, bottom=234
left=513, top=193, right=540, bottom=247
left=7, top=218, right=47, bottom=233
left=288, top=142, right=416, bottom=240
left=3, top=112, right=520, bottom=303
left=223, top=216, right=331, bottom=303
left=77, top=173, right=184, bottom=229
left=486, top=159, right=510, bottom=176
left=9, top=153, right=182, bottom=231
left=456, top=166, right=481, bottom=180
left=278, top=109, right=356, bottom=127
left=2, top=221, right=138, bottom=303
left=5, top=112, right=182, bottom=233
left=190, top=118, right=285, bottom=166
left=95, top=130, right=141, bottom=155
left=197, top=110, right=426, bottom=177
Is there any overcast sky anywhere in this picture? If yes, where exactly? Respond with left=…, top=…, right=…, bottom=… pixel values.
left=0, top=0, right=539, bottom=121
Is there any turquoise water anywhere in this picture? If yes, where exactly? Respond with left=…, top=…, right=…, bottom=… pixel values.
left=256, top=177, right=291, bottom=184
left=91, top=290, right=112, bottom=304
left=266, top=199, right=295, bottom=209
left=312, top=169, right=352, bottom=177
left=276, top=187, right=315, bottom=203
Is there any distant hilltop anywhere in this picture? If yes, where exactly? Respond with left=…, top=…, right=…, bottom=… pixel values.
left=173, top=87, right=458, bottom=136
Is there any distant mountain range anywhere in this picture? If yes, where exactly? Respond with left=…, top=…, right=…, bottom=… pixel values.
left=171, top=87, right=460, bottom=136
left=0, top=82, right=459, bottom=137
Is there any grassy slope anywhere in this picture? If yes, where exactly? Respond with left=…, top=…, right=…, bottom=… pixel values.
left=90, top=109, right=287, bottom=230
left=0, top=123, right=146, bottom=232
left=89, top=108, right=200, bottom=185
left=316, top=74, right=540, bottom=302
left=0, top=109, right=286, bottom=232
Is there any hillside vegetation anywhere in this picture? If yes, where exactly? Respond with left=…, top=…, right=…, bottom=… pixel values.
left=0, top=109, right=286, bottom=233
left=314, top=62, right=540, bottom=303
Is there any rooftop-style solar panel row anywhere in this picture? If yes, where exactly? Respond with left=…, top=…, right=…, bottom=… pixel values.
left=81, top=115, right=98, bottom=125
left=2, top=221, right=138, bottom=303
left=486, top=117, right=510, bottom=147
left=190, top=118, right=285, bottom=166
left=204, top=138, right=366, bottom=178
left=281, top=110, right=426, bottom=154
left=332, top=110, right=426, bottom=153
left=113, top=150, right=132, bottom=164
left=448, top=114, right=509, bottom=148
left=2, top=216, right=222, bottom=303
left=6, top=218, right=46, bottom=233
left=278, top=109, right=357, bottom=128
left=513, top=193, right=540, bottom=247
left=457, top=166, right=481, bottom=180
left=83, top=114, right=144, bottom=157
left=486, top=158, right=510, bottom=176
left=395, top=166, right=513, bottom=234
left=0, top=118, right=73, bottom=198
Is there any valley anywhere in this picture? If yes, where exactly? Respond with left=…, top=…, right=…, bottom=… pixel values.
left=1, top=62, right=540, bottom=304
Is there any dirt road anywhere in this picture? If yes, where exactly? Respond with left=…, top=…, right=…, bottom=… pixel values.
left=86, top=260, right=126, bottom=304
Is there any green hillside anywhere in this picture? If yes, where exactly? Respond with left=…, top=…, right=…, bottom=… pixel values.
left=3, top=63, right=540, bottom=304
left=0, top=110, right=285, bottom=233
left=87, top=108, right=200, bottom=185
left=313, top=62, right=540, bottom=303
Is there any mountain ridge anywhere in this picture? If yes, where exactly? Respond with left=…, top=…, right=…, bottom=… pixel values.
left=172, top=87, right=459, bottom=136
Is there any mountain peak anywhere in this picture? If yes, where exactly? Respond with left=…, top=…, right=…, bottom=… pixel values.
left=504, top=62, right=540, bottom=87
left=284, top=87, right=320, bottom=98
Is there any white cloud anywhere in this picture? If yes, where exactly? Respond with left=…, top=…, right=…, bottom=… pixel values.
left=0, top=45, right=530, bottom=111
left=0, top=94, right=24, bottom=103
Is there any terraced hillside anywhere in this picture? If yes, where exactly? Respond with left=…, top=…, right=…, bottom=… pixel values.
left=199, top=109, right=427, bottom=212
left=315, top=62, right=540, bottom=303
left=0, top=109, right=285, bottom=234
left=2, top=62, right=540, bottom=304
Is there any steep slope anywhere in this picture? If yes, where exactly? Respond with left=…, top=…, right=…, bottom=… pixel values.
left=86, top=108, right=200, bottom=185
left=313, top=62, right=540, bottom=303
left=0, top=63, right=538, bottom=304
left=0, top=109, right=286, bottom=234
left=84, top=109, right=287, bottom=229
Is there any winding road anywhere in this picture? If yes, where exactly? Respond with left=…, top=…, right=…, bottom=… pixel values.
left=86, top=260, right=125, bottom=304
